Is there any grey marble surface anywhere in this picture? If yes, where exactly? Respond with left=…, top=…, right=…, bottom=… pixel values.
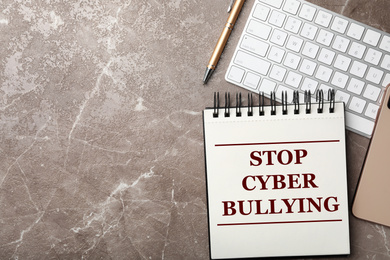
left=1, top=0, right=390, bottom=259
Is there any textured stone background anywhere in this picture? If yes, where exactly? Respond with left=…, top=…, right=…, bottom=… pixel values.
left=1, top=0, right=390, bottom=259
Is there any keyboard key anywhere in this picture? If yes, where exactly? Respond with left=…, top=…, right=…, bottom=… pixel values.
left=315, top=10, right=332, bottom=27
left=315, top=65, right=333, bottom=82
left=347, top=23, right=365, bottom=40
left=365, top=103, right=379, bottom=119
left=240, top=35, right=269, bottom=57
left=299, top=4, right=317, bottom=21
left=286, top=35, right=303, bottom=52
left=363, top=29, right=381, bottom=46
left=380, top=54, right=390, bottom=71
left=253, top=4, right=270, bottom=21
left=269, top=10, right=286, bottom=27
left=379, top=35, right=390, bottom=52
left=345, top=111, right=375, bottom=136
left=348, top=42, right=366, bottom=59
left=363, top=84, right=381, bottom=102
left=334, top=54, right=351, bottom=71
left=316, top=29, right=334, bottom=46
left=283, top=0, right=300, bottom=15
left=301, top=78, right=318, bottom=93
left=332, top=35, right=350, bottom=53
left=247, top=20, right=272, bottom=40
left=259, top=78, right=277, bottom=93
left=364, top=48, right=383, bottom=65
left=350, top=61, right=367, bottom=78
left=301, top=23, right=318, bottom=40
left=331, top=17, right=348, bottom=34
left=318, top=48, right=335, bottom=65
left=302, top=42, right=319, bottom=58
left=335, top=90, right=351, bottom=103
left=299, top=59, right=317, bottom=76
left=347, top=78, right=365, bottom=95
left=269, top=65, right=287, bottom=82
left=259, top=0, right=283, bottom=9
left=234, top=51, right=271, bottom=75
left=331, top=71, right=349, bottom=89
left=285, top=71, right=302, bottom=88
left=276, top=85, right=295, bottom=102
left=382, top=73, right=390, bottom=87
left=285, top=16, right=302, bottom=34
left=227, top=66, right=245, bottom=83
left=268, top=46, right=285, bottom=63
left=349, top=96, right=366, bottom=114
left=244, top=72, right=261, bottom=90
left=318, top=84, right=333, bottom=99
left=366, top=67, right=384, bottom=84
left=284, top=52, right=301, bottom=69
left=270, top=29, right=288, bottom=46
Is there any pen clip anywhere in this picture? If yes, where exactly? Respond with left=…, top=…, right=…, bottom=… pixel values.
left=227, top=0, right=235, bottom=13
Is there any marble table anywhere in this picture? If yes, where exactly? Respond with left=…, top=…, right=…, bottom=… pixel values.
left=1, top=0, right=389, bottom=259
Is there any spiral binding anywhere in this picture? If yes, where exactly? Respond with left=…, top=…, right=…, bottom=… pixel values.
left=225, top=92, right=230, bottom=117
left=212, top=90, right=336, bottom=118
left=304, top=90, right=311, bottom=114
left=293, top=91, right=299, bottom=115
left=259, top=91, right=265, bottom=116
left=213, top=92, right=219, bottom=118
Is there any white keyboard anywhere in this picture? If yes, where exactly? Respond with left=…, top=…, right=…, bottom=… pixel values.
left=225, top=0, right=390, bottom=138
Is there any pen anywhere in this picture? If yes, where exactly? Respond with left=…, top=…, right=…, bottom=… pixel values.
left=203, top=0, right=246, bottom=84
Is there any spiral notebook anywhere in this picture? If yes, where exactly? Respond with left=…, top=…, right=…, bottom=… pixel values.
left=203, top=91, right=350, bottom=259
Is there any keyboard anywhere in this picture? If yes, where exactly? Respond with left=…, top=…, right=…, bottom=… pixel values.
left=225, top=0, right=390, bottom=138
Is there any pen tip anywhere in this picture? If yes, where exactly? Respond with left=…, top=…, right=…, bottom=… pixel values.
left=203, top=68, right=214, bottom=85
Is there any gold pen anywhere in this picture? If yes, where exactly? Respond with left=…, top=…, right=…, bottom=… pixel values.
left=203, top=0, right=246, bottom=84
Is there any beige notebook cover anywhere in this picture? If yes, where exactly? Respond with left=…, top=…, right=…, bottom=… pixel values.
left=353, top=85, right=390, bottom=227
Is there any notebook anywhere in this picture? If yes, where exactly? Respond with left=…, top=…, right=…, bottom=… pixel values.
left=203, top=91, right=350, bottom=259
